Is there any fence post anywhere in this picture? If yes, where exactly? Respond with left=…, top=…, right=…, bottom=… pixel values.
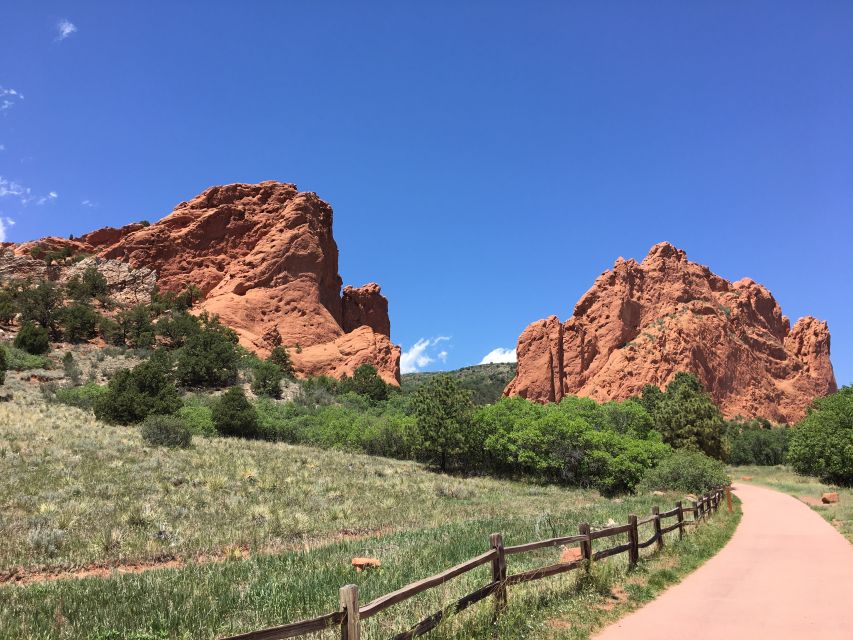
left=579, top=522, right=592, bottom=571
left=339, top=584, right=360, bottom=640
left=675, top=501, right=684, bottom=539
left=652, top=506, right=664, bottom=551
left=726, top=486, right=733, bottom=513
left=628, top=515, right=639, bottom=570
left=489, top=532, right=507, bottom=617
left=692, top=500, right=700, bottom=525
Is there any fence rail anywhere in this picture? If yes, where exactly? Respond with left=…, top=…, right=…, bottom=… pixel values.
left=222, top=485, right=731, bottom=640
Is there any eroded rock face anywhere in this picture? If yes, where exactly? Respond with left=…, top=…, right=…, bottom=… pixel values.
left=64, top=257, right=157, bottom=306
left=505, top=242, right=836, bottom=423
left=10, top=181, right=400, bottom=384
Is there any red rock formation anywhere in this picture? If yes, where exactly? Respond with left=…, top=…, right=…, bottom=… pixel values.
left=505, top=242, right=836, bottom=423
left=342, top=283, right=391, bottom=336
left=11, top=181, right=400, bottom=384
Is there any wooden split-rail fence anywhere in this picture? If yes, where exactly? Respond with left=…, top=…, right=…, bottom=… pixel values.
left=223, top=485, right=731, bottom=640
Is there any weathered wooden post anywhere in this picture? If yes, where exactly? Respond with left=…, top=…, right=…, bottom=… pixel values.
left=726, top=486, right=733, bottom=513
left=579, top=522, right=592, bottom=571
left=692, top=500, right=700, bottom=525
left=675, top=501, right=685, bottom=539
left=652, top=506, right=664, bottom=551
left=339, top=584, right=360, bottom=640
left=489, top=532, right=507, bottom=617
left=628, top=515, right=639, bottom=570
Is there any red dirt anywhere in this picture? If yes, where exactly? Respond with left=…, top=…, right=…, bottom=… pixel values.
left=594, top=483, right=853, bottom=640
left=1, top=526, right=391, bottom=586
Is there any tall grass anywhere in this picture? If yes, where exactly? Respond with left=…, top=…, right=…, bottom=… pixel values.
left=0, top=495, right=741, bottom=639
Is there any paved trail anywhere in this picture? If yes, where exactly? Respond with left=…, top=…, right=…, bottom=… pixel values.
left=594, top=482, right=853, bottom=640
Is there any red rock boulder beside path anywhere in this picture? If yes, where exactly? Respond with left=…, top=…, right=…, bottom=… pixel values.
left=504, top=242, right=836, bottom=423
left=11, top=181, right=401, bottom=385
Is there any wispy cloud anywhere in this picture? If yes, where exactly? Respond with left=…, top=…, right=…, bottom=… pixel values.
left=0, top=176, right=26, bottom=199
left=0, top=176, right=58, bottom=206
left=0, top=217, right=14, bottom=243
left=57, top=19, right=77, bottom=41
left=0, top=87, right=24, bottom=112
left=81, top=199, right=97, bottom=207
left=400, top=336, right=451, bottom=374
left=36, top=191, right=59, bottom=205
left=479, top=347, right=517, bottom=365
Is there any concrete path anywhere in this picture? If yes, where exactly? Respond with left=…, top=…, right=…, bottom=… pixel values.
left=594, top=482, right=853, bottom=640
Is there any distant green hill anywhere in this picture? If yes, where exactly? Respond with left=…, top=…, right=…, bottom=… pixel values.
left=401, top=362, right=517, bottom=405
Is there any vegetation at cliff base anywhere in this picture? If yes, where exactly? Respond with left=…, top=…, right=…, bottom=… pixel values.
left=787, top=386, right=853, bottom=485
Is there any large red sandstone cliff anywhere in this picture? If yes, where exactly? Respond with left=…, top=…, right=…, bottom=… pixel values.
left=504, top=242, right=836, bottom=423
left=10, top=181, right=400, bottom=384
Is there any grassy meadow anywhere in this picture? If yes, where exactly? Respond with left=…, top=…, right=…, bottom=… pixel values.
left=0, top=392, right=597, bottom=572
left=0, top=377, right=741, bottom=640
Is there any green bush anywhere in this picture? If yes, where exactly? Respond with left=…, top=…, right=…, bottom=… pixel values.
left=640, top=373, right=726, bottom=459
left=55, top=383, right=107, bottom=410
left=475, top=397, right=671, bottom=495
left=212, top=387, right=259, bottom=439
left=175, top=317, right=239, bottom=388
left=788, top=387, right=853, bottom=485
left=66, top=267, right=108, bottom=301
left=2, top=345, right=51, bottom=370
left=268, top=346, right=294, bottom=379
left=17, top=282, right=63, bottom=334
left=14, top=322, right=51, bottom=355
left=297, top=375, right=339, bottom=406
left=93, top=352, right=181, bottom=424
left=141, top=414, right=192, bottom=449
left=638, top=450, right=729, bottom=494
left=251, top=360, right=283, bottom=398
left=727, top=419, right=789, bottom=466
left=116, top=305, right=156, bottom=349
left=57, top=302, right=99, bottom=342
left=338, top=364, right=392, bottom=402
left=177, top=403, right=217, bottom=437
left=410, top=373, right=475, bottom=472
left=155, top=311, right=200, bottom=348
left=0, top=289, right=15, bottom=324
left=254, top=397, right=302, bottom=441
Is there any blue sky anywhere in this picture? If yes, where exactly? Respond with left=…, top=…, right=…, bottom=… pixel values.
left=1, top=2, right=851, bottom=385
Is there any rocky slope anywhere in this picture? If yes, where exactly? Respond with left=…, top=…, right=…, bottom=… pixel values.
left=504, top=242, right=836, bottom=423
left=6, top=181, right=400, bottom=384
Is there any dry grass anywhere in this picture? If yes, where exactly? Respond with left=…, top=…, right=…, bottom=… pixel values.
left=1, top=380, right=602, bottom=573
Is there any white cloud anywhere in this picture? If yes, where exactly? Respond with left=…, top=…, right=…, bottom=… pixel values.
left=81, top=199, right=96, bottom=207
left=57, top=19, right=77, bottom=41
left=0, top=176, right=58, bottom=206
left=35, top=191, right=58, bottom=205
left=0, top=87, right=24, bottom=112
left=400, top=336, right=451, bottom=374
left=0, top=176, right=26, bottom=199
left=0, top=217, right=13, bottom=243
left=479, top=347, right=517, bottom=365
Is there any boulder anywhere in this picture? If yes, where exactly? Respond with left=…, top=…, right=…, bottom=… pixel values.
left=821, top=492, right=839, bottom=504
left=351, top=557, right=381, bottom=571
